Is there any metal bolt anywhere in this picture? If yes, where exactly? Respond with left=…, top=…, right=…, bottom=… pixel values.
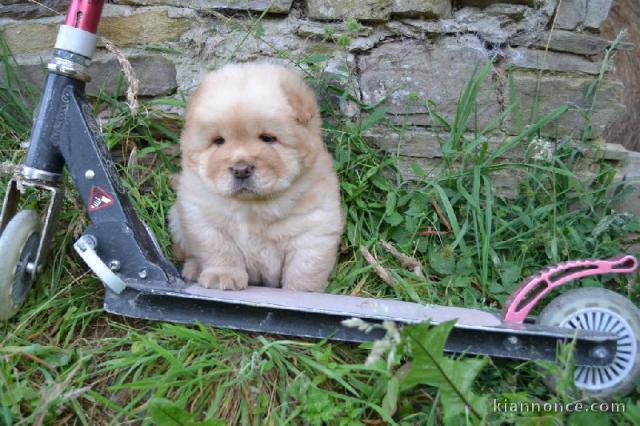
left=505, top=336, right=520, bottom=350
left=85, top=169, right=95, bottom=180
left=591, top=346, right=609, bottom=360
left=138, top=268, right=148, bottom=279
left=83, top=235, right=97, bottom=250
left=109, top=260, right=121, bottom=272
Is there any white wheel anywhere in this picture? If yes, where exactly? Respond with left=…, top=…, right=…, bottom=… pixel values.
left=0, top=210, right=41, bottom=320
left=537, top=287, right=640, bottom=398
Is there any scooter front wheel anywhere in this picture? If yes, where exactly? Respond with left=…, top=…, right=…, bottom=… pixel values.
left=0, top=210, right=41, bottom=320
left=537, top=287, right=640, bottom=398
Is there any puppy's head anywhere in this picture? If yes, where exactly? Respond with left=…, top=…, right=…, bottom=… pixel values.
left=181, top=63, right=322, bottom=200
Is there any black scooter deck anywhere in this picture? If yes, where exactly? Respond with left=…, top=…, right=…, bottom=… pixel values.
left=104, top=284, right=617, bottom=366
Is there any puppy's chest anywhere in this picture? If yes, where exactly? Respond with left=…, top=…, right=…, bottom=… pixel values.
left=231, top=221, right=282, bottom=253
left=228, top=220, right=286, bottom=284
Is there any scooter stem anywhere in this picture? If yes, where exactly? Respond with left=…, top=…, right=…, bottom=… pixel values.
left=65, top=0, right=105, bottom=34
left=9, top=0, right=182, bottom=292
left=48, top=0, right=105, bottom=63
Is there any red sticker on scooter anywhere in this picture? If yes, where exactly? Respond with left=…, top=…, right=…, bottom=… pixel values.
left=88, top=186, right=115, bottom=212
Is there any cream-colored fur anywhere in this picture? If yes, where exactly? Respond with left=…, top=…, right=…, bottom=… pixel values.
left=169, top=62, right=344, bottom=292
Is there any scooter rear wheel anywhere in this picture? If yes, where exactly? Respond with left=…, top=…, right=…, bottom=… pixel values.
left=537, top=287, right=640, bottom=398
left=0, top=210, right=41, bottom=320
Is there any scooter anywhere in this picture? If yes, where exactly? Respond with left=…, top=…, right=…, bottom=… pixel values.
left=2, top=0, right=639, bottom=399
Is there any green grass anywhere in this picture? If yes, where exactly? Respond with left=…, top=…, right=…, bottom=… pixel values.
left=2, top=27, right=640, bottom=425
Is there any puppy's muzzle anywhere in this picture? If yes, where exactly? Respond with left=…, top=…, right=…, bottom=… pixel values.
left=230, top=162, right=255, bottom=180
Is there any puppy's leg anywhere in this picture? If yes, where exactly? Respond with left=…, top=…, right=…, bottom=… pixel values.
left=171, top=201, right=248, bottom=290
left=168, top=205, right=187, bottom=261
left=193, top=227, right=249, bottom=291
left=182, top=258, right=201, bottom=281
left=281, top=233, right=340, bottom=292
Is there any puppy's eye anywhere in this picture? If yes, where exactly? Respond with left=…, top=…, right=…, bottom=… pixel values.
left=259, top=134, right=277, bottom=143
left=211, top=137, right=225, bottom=146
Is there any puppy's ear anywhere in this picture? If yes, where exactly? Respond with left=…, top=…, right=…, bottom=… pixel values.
left=169, top=173, right=181, bottom=191
left=180, top=81, right=208, bottom=171
left=182, top=150, right=199, bottom=171
left=180, top=128, right=198, bottom=170
left=281, top=76, right=318, bottom=126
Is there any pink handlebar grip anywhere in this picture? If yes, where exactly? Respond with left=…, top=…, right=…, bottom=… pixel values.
left=64, top=0, right=105, bottom=34
left=501, top=255, right=638, bottom=324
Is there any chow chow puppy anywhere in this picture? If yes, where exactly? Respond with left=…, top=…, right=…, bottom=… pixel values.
left=169, top=62, right=344, bottom=292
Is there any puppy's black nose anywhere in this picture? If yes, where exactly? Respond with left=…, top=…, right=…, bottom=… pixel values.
left=230, top=162, right=255, bottom=179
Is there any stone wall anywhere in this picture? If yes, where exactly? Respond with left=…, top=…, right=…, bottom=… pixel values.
left=0, top=0, right=638, bottom=209
left=602, top=0, right=640, bottom=153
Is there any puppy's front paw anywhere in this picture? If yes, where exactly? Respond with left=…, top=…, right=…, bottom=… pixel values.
left=198, top=267, right=249, bottom=291
left=182, top=258, right=202, bottom=281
